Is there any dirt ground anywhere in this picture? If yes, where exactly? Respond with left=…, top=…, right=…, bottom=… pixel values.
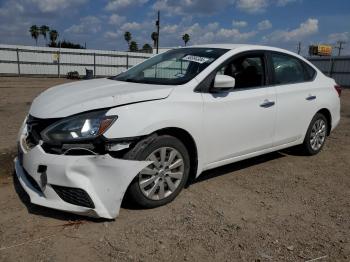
left=0, top=77, right=349, bottom=262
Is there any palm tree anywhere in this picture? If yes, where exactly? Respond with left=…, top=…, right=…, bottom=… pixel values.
left=182, top=33, right=190, bottom=46
left=29, top=25, right=40, bottom=45
left=49, top=30, right=59, bottom=47
left=151, top=32, right=158, bottom=48
left=40, top=25, right=50, bottom=45
left=129, top=41, right=138, bottom=52
left=124, top=32, right=132, bottom=48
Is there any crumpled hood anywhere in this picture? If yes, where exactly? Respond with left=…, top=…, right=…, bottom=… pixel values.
left=29, top=78, right=173, bottom=118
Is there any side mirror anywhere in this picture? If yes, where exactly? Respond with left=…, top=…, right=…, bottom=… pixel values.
left=213, top=75, right=235, bottom=90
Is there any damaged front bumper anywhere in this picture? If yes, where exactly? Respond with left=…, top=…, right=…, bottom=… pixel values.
left=15, top=138, right=151, bottom=219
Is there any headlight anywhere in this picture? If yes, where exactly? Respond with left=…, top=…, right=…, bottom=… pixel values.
left=41, top=110, right=117, bottom=142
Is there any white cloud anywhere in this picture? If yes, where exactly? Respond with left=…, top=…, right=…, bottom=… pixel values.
left=152, top=0, right=183, bottom=15
left=120, top=22, right=143, bottom=31
left=162, top=24, right=179, bottom=34
left=108, top=14, right=126, bottom=25
left=152, top=0, right=235, bottom=16
left=181, top=23, right=201, bottom=36
left=216, top=28, right=256, bottom=41
left=328, top=32, right=349, bottom=43
left=0, top=2, right=35, bottom=44
left=276, top=0, right=298, bottom=6
left=207, top=22, right=220, bottom=31
left=30, top=0, right=87, bottom=13
left=104, top=31, right=122, bottom=39
left=232, top=20, right=248, bottom=28
left=105, top=0, right=148, bottom=11
left=0, top=0, right=87, bottom=15
left=236, top=0, right=269, bottom=13
left=159, top=22, right=256, bottom=46
left=152, top=0, right=299, bottom=16
left=258, top=19, right=272, bottom=30
left=0, top=2, right=24, bottom=16
left=264, top=18, right=318, bottom=42
left=65, top=16, right=101, bottom=34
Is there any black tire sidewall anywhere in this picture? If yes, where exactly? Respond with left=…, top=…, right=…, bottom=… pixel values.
left=126, top=135, right=190, bottom=208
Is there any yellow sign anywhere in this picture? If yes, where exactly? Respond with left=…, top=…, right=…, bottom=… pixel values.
left=317, top=45, right=332, bottom=56
left=52, top=53, right=60, bottom=63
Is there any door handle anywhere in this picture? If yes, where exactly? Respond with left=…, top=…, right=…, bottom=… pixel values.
left=306, top=95, right=316, bottom=101
left=260, top=100, right=275, bottom=108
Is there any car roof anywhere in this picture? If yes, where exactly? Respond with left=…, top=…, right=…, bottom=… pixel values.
left=190, top=44, right=256, bottom=49
left=181, top=43, right=320, bottom=72
left=189, top=43, right=290, bottom=52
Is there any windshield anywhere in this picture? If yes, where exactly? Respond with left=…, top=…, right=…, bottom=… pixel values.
left=111, top=48, right=229, bottom=85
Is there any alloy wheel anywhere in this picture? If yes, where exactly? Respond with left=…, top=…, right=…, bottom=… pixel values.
left=310, top=119, right=326, bottom=151
left=138, top=147, right=185, bottom=201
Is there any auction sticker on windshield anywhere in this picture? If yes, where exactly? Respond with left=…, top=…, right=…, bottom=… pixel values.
left=182, top=55, right=212, bottom=64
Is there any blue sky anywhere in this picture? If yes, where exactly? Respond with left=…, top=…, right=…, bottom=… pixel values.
left=0, top=0, right=349, bottom=55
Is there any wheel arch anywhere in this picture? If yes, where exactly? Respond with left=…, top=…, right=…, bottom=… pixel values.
left=317, top=108, right=332, bottom=136
left=154, top=127, right=198, bottom=186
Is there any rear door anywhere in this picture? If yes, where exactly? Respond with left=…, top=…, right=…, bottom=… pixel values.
left=267, top=52, right=318, bottom=146
left=201, top=51, right=276, bottom=166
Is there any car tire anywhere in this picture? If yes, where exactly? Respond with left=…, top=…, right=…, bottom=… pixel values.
left=124, top=135, right=190, bottom=208
left=301, top=113, right=328, bottom=155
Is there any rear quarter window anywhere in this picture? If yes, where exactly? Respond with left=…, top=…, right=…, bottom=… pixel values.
left=303, top=62, right=317, bottom=81
left=271, top=52, right=316, bottom=85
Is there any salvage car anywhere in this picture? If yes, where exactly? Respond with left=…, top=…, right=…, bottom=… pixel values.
left=15, top=44, right=341, bottom=219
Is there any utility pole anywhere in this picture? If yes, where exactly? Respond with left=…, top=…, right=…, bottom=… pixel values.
left=297, top=42, right=301, bottom=55
left=334, top=41, right=346, bottom=56
left=156, top=11, right=160, bottom=54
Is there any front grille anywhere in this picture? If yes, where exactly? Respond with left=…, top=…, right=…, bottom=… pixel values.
left=51, top=185, right=95, bottom=208
left=23, top=169, right=43, bottom=193
left=26, top=115, right=61, bottom=147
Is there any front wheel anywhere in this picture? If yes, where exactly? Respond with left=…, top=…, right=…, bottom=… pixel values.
left=301, top=113, right=328, bottom=155
left=125, top=135, right=190, bottom=208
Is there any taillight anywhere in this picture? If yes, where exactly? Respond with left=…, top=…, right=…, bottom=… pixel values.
left=334, top=85, right=342, bottom=97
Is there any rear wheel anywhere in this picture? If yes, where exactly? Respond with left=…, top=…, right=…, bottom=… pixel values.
left=301, top=113, right=328, bottom=155
left=125, top=135, right=190, bottom=208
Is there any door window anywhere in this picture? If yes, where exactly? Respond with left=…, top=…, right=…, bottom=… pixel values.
left=271, top=53, right=307, bottom=84
left=216, top=55, right=265, bottom=89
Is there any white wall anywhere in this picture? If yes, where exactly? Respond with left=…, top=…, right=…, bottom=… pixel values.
left=0, top=44, right=152, bottom=77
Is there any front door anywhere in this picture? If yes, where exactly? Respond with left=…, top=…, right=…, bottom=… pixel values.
left=202, top=52, right=276, bottom=166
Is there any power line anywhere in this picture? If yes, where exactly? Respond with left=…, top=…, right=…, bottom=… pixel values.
left=334, top=41, right=346, bottom=56
left=297, top=42, right=301, bottom=55
left=156, top=11, right=160, bottom=54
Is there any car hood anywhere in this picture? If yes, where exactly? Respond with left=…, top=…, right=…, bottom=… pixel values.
left=29, top=78, right=173, bottom=118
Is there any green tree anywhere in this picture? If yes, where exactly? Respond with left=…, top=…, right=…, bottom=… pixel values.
left=49, top=30, right=59, bottom=47
left=29, top=25, right=40, bottom=45
left=142, top=43, right=153, bottom=53
left=58, top=40, right=85, bottom=49
left=124, top=31, right=132, bottom=48
left=151, top=32, right=158, bottom=48
left=40, top=25, right=50, bottom=44
left=182, top=33, right=190, bottom=46
left=129, top=41, right=138, bottom=52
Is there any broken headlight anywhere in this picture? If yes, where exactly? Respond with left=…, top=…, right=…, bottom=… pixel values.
left=41, top=110, right=117, bottom=143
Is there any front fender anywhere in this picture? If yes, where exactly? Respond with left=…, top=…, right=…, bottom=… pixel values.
left=103, top=91, right=205, bottom=176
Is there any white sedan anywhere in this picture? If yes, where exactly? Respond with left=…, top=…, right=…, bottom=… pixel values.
left=15, top=44, right=341, bottom=219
